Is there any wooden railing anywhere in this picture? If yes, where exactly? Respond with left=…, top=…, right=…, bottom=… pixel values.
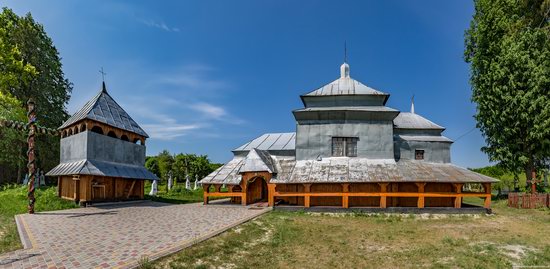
left=508, top=193, right=549, bottom=209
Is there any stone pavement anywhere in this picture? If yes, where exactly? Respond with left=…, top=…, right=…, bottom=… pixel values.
left=0, top=201, right=270, bottom=269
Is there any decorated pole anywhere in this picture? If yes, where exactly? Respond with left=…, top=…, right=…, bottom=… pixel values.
left=27, top=99, right=37, bottom=214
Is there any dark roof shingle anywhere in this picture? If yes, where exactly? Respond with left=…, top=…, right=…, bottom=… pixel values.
left=59, top=83, right=149, bottom=137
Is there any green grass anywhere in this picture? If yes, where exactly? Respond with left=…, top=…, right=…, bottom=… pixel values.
left=154, top=200, right=550, bottom=269
left=0, top=185, right=78, bottom=254
left=144, top=181, right=226, bottom=204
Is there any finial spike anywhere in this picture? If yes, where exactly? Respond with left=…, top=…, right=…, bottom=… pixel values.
left=411, top=95, right=415, bottom=114
left=344, top=41, right=347, bottom=63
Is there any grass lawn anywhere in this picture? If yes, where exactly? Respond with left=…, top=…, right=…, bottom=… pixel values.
left=0, top=185, right=78, bottom=254
left=144, top=181, right=225, bottom=204
left=152, top=199, right=550, bottom=269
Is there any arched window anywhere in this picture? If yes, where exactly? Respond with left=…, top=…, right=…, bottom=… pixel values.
left=73, top=126, right=79, bottom=135
left=80, top=123, right=87, bottom=132
left=91, top=126, right=103, bottom=135
left=61, top=130, right=67, bottom=138
left=121, top=135, right=129, bottom=142
left=107, top=131, right=118, bottom=139
left=133, top=138, right=142, bottom=145
left=68, top=129, right=73, bottom=136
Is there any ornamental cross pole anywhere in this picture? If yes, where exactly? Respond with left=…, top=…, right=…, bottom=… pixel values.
left=27, top=99, right=37, bottom=214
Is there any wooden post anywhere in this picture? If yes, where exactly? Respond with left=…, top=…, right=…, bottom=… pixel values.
left=113, top=178, right=117, bottom=200
left=57, top=177, right=62, bottom=197
left=203, top=184, right=210, bottom=205
left=268, top=184, right=276, bottom=207
left=483, top=183, right=492, bottom=208
left=241, top=181, right=248, bottom=206
left=342, top=183, right=349, bottom=208
left=379, top=183, right=388, bottom=208
left=454, top=183, right=463, bottom=208
left=416, top=183, right=426, bottom=208
left=27, top=99, right=37, bottom=214
left=304, top=184, right=311, bottom=208
left=73, top=175, right=80, bottom=203
left=391, top=183, right=399, bottom=207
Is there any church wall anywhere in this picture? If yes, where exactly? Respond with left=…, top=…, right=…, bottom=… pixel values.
left=60, top=132, right=88, bottom=163
left=295, top=121, right=394, bottom=160
left=302, top=95, right=387, bottom=107
left=394, top=140, right=451, bottom=163
left=87, top=131, right=146, bottom=166
left=60, top=131, right=146, bottom=166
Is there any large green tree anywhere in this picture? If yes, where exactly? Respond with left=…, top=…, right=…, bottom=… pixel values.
left=0, top=8, right=72, bottom=182
left=465, top=0, right=550, bottom=183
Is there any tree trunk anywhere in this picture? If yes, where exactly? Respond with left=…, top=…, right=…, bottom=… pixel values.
left=16, top=161, right=22, bottom=185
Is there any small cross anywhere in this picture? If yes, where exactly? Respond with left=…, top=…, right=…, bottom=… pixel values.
left=99, top=67, right=107, bottom=82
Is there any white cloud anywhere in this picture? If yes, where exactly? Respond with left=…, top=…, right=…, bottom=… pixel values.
left=190, top=102, right=226, bottom=118
left=141, top=19, right=180, bottom=32
left=141, top=123, right=202, bottom=140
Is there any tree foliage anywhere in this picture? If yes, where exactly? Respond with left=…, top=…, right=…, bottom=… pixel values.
left=0, top=8, right=72, bottom=183
left=145, top=150, right=221, bottom=183
left=465, top=0, right=550, bottom=181
left=0, top=92, right=26, bottom=172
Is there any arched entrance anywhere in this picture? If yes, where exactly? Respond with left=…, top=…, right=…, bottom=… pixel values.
left=247, top=177, right=268, bottom=204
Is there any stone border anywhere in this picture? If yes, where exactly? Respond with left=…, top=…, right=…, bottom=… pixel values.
left=15, top=215, right=33, bottom=249
left=115, top=206, right=272, bottom=269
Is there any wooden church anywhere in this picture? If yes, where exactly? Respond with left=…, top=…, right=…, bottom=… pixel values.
left=200, top=60, right=498, bottom=209
left=47, top=82, right=158, bottom=205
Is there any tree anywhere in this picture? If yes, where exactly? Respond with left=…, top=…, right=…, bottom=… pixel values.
left=145, top=156, right=160, bottom=179
left=465, top=0, right=550, bottom=184
left=156, top=150, right=174, bottom=180
left=0, top=92, right=26, bottom=184
left=0, top=8, right=72, bottom=182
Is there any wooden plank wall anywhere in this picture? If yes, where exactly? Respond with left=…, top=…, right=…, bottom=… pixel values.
left=58, top=175, right=145, bottom=202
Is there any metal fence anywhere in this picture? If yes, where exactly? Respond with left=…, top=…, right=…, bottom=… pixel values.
left=508, top=193, right=550, bottom=209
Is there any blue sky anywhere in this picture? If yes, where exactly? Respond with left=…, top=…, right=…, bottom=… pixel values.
left=3, top=0, right=491, bottom=168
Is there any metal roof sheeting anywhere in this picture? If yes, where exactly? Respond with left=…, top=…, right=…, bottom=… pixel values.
left=199, top=157, right=244, bottom=185
left=272, top=158, right=497, bottom=183
left=240, top=149, right=277, bottom=173
left=200, top=155, right=497, bottom=185
left=46, top=159, right=158, bottom=180
left=393, top=112, right=444, bottom=130
left=303, top=77, right=389, bottom=97
left=233, top=133, right=296, bottom=152
left=59, top=86, right=149, bottom=137
left=397, top=135, right=453, bottom=143
left=294, top=106, right=399, bottom=113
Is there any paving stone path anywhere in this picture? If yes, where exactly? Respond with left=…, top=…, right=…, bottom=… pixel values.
left=0, top=201, right=270, bottom=269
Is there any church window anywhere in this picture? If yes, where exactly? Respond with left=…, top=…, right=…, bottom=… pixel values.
left=415, top=150, right=425, bottom=160
left=332, top=137, right=358, bottom=157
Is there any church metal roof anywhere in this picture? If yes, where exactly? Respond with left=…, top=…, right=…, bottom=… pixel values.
left=233, top=132, right=296, bottom=152
left=240, top=149, right=277, bottom=173
left=59, top=83, right=149, bottom=137
left=294, top=106, right=399, bottom=113
left=396, top=135, right=453, bottom=143
left=199, top=156, right=497, bottom=185
left=303, top=77, right=389, bottom=97
left=393, top=112, right=445, bottom=130
left=46, top=159, right=158, bottom=180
